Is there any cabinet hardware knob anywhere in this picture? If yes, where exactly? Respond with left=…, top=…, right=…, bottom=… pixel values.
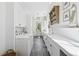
left=50, top=44, right=52, bottom=47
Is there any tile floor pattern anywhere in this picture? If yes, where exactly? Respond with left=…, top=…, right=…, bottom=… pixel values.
left=30, top=36, right=50, bottom=56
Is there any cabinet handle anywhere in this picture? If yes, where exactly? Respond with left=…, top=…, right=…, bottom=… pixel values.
left=50, top=44, right=52, bottom=47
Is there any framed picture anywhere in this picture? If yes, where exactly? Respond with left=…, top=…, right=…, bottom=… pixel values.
left=69, top=3, right=77, bottom=26
left=63, top=2, right=70, bottom=9
left=63, top=10, right=70, bottom=22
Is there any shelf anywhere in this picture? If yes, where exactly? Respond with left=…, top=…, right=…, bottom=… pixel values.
left=49, top=6, right=59, bottom=25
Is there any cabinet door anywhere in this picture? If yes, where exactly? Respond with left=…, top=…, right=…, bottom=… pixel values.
left=15, top=38, right=29, bottom=56
left=43, top=36, right=51, bottom=55
left=48, top=37, right=59, bottom=56
left=46, top=37, right=52, bottom=55
left=43, top=36, right=59, bottom=56
left=50, top=43, right=59, bottom=56
left=27, top=36, right=33, bottom=55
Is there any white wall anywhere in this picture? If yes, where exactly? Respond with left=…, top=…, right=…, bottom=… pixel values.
left=14, top=2, right=32, bottom=34
left=0, top=2, right=14, bottom=52
left=14, top=3, right=26, bottom=26
left=5, top=2, right=14, bottom=50
left=0, top=2, right=6, bottom=51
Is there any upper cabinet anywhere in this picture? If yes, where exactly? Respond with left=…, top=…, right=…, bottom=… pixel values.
left=49, top=6, right=59, bottom=25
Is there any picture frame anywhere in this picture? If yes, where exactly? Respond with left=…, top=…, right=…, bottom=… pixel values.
left=63, top=2, right=70, bottom=9
left=63, top=10, right=70, bottom=22
left=69, top=3, right=77, bottom=26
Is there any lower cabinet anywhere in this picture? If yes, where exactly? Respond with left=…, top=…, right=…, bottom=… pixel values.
left=15, top=36, right=33, bottom=56
left=43, top=35, right=59, bottom=56
left=43, top=35, right=69, bottom=56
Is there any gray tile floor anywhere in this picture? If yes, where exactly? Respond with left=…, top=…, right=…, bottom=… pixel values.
left=30, top=36, right=50, bottom=56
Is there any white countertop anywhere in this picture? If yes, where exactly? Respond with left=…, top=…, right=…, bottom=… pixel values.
left=44, top=33, right=79, bottom=56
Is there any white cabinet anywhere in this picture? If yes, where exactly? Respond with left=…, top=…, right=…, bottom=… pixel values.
left=28, top=36, right=33, bottom=55
left=43, top=35, right=59, bottom=56
left=49, top=41, right=59, bottom=56
left=15, top=35, right=33, bottom=56
left=16, top=38, right=27, bottom=56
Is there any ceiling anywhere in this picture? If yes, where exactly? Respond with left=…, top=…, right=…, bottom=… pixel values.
left=16, top=2, right=50, bottom=15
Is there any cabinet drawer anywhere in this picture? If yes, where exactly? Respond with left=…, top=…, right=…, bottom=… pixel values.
left=49, top=43, right=59, bottom=56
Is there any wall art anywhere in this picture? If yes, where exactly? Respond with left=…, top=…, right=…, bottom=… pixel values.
left=63, top=2, right=70, bottom=9
left=63, top=10, right=70, bottom=22
left=69, top=3, right=77, bottom=26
